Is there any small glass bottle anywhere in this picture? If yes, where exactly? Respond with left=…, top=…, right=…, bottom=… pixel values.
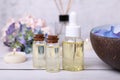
left=62, top=12, right=84, bottom=71
left=32, top=34, right=46, bottom=69
left=46, top=35, right=60, bottom=72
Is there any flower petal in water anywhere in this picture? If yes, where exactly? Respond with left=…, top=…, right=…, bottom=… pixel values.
left=94, top=26, right=120, bottom=38
left=104, top=26, right=119, bottom=38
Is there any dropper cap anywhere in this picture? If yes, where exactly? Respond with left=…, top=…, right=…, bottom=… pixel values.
left=65, top=12, right=81, bottom=37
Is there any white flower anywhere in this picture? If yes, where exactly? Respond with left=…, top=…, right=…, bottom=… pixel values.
left=41, top=26, right=52, bottom=35
left=35, top=19, right=43, bottom=27
left=19, top=15, right=34, bottom=26
left=15, top=21, right=20, bottom=29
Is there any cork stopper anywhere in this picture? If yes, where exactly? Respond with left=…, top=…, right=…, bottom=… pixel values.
left=47, top=35, right=59, bottom=43
left=34, top=34, right=44, bottom=41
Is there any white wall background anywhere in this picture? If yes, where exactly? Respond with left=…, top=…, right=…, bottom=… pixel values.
left=0, top=0, right=120, bottom=39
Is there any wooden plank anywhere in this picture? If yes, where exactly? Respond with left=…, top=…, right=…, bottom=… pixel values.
left=0, top=57, right=111, bottom=70
left=0, top=70, right=119, bottom=80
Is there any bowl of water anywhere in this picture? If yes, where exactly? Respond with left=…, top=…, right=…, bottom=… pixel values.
left=90, top=24, right=120, bottom=70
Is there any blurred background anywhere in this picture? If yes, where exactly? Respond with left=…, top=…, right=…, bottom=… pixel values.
left=0, top=0, right=120, bottom=39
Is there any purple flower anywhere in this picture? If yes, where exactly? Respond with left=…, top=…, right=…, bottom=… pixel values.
left=19, top=22, right=23, bottom=32
left=17, top=36, right=26, bottom=46
left=27, top=27, right=32, bottom=30
left=6, top=23, right=16, bottom=35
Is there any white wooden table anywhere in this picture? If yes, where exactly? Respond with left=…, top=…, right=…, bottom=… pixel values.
left=0, top=42, right=120, bottom=80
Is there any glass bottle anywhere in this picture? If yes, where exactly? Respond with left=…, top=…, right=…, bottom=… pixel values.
left=62, top=12, right=84, bottom=71
left=55, top=15, right=69, bottom=46
left=46, top=35, right=60, bottom=72
left=32, top=34, right=46, bottom=69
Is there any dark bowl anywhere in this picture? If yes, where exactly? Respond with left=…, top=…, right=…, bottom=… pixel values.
left=90, top=24, right=120, bottom=70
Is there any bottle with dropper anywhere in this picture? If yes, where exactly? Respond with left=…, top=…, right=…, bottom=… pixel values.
left=62, top=12, right=84, bottom=71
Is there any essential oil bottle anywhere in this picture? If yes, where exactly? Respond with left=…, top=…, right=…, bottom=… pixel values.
left=46, top=35, right=60, bottom=72
left=32, top=34, right=46, bottom=69
left=62, top=12, right=84, bottom=71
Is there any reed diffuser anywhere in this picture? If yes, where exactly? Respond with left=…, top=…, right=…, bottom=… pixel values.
left=54, top=0, right=73, bottom=14
left=54, top=0, right=73, bottom=45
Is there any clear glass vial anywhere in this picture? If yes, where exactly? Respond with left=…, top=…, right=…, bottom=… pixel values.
left=32, top=34, right=46, bottom=69
left=46, top=35, right=60, bottom=72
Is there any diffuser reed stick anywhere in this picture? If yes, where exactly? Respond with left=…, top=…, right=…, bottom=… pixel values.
left=54, top=0, right=73, bottom=14
left=59, top=0, right=64, bottom=14
left=66, top=0, right=73, bottom=14
left=54, top=0, right=62, bottom=14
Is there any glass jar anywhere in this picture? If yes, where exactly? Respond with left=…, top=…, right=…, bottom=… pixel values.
left=55, top=15, right=69, bottom=46
left=46, top=35, right=60, bottom=72
left=32, top=34, right=46, bottom=69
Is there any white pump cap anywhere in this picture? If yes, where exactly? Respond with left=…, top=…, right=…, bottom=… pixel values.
left=65, top=12, right=81, bottom=37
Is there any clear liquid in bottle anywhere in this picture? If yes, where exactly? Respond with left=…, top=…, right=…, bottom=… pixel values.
left=46, top=45, right=60, bottom=72
left=33, top=42, right=46, bottom=69
left=62, top=41, right=84, bottom=71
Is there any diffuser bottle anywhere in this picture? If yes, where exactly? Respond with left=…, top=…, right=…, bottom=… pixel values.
left=55, top=15, right=69, bottom=45
left=32, top=34, right=46, bottom=69
left=62, top=12, right=84, bottom=71
left=46, top=35, right=60, bottom=72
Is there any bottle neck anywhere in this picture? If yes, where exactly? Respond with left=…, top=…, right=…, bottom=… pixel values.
left=34, top=41, right=45, bottom=44
left=47, top=43, right=59, bottom=47
left=59, top=21, right=68, bottom=25
left=65, top=36, right=82, bottom=42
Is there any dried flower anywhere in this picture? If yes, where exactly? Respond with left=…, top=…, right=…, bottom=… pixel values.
left=2, top=15, right=52, bottom=54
